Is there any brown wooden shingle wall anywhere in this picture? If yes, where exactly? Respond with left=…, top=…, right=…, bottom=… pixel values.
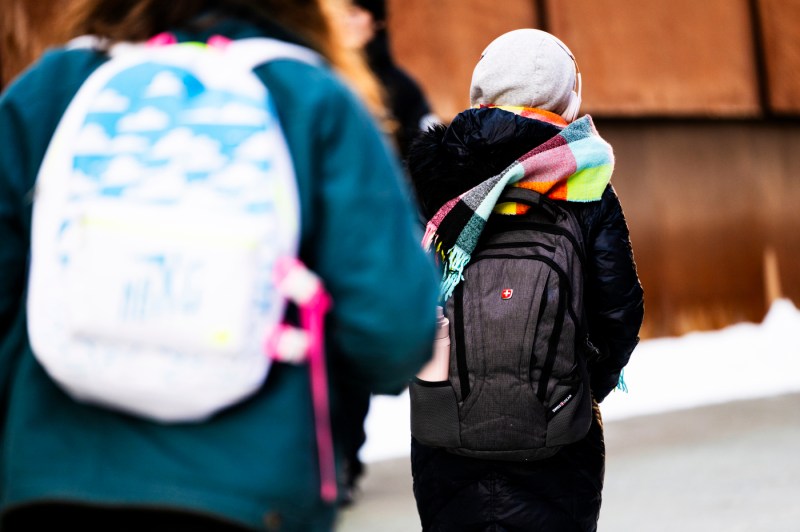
left=389, top=0, right=539, bottom=120
left=757, top=0, right=800, bottom=114
left=389, top=0, right=799, bottom=120
left=545, top=0, right=761, bottom=117
left=387, top=0, right=800, bottom=336
left=601, top=120, right=800, bottom=337
left=2, top=1, right=799, bottom=337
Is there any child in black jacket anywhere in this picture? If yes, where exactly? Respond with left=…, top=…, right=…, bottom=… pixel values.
left=408, top=29, right=644, bottom=532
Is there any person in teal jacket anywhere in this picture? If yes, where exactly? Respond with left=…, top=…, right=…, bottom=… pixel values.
left=0, top=1, right=439, bottom=530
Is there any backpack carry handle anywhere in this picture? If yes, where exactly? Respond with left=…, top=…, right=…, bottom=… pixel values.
left=497, top=187, right=559, bottom=221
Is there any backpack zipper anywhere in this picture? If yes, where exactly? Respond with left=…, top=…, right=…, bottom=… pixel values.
left=532, top=284, right=549, bottom=387
left=479, top=241, right=556, bottom=253
left=453, top=282, right=470, bottom=400
left=485, top=221, right=585, bottom=270
left=539, top=281, right=566, bottom=402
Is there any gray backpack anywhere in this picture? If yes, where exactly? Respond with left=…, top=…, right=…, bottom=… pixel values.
left=411, top=187, right=596, bottom=461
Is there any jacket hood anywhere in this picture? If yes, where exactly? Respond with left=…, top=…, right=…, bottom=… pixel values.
left=414, top=109, right=615, bottom=300
left=408, top=107, right=561, bottom=219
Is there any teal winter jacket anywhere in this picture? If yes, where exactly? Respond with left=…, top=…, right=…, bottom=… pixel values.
left=0, top=18, right=438, bottom=532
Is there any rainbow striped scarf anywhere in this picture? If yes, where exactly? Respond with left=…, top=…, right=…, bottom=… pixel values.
left=422, top=114, right=614, bottom=301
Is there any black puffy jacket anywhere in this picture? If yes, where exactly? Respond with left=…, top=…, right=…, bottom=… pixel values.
left=408, top=108, right=644, bottom=531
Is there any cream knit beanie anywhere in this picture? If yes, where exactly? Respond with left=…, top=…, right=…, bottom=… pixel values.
left=470, top=29, right=579, bottom=119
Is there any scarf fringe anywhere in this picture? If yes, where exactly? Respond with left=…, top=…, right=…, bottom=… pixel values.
left=440, top=245, right=471, bottom=301
left=422, top=223, right=437, bottom=251
left=616, top=369, right=629, bottom=393
left=422, top=116, right=613, bottom=301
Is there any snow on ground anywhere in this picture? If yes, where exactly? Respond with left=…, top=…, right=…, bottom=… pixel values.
left=360, top=299, right=800, bottom=463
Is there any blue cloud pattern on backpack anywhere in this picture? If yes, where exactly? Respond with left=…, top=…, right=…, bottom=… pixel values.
left=70, top=63, right=277, bottom=213
left=53, top=59, right=288, bottom=334
left=27, top=41, right=308, bottom=423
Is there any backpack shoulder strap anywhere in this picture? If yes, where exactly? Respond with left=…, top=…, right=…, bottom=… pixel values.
left=65, top=35, right=109, bottom=51
left=223, top=37, right=323, bottom=70
left=65, top=34, right=323, bottom=70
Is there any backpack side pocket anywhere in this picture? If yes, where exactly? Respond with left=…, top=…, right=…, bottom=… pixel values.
left=409, top=378, right=461, bottom=448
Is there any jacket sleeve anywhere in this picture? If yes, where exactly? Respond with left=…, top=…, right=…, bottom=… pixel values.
left=260, top=62, right=437, bottom=393
left=583, top=185, right=645, bottom=402
left=295, top=67, right=439, bottom=396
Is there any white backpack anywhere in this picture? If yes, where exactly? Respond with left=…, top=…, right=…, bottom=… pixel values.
left=27, top=35, right=322, bottom=423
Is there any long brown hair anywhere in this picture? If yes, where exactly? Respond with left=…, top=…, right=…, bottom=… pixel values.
left=1, top=1, right=63, bottom=88
left=60, top=0, right=390, bottom=125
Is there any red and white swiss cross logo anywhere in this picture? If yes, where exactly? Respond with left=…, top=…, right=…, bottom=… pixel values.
left=501, top=289, right=513, bottom=300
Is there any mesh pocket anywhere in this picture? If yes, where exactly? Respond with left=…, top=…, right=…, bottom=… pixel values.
left=546, top=381, right=592, bottom=447
left=409, top=379, right=461, bottom=448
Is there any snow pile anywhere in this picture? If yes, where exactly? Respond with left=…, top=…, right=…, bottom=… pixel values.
left=360, top=299, right=800, bottom=462
left=601, top=298, right=800, bottom=420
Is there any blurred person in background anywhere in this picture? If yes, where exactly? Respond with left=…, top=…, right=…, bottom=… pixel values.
left=341, top=0, right=439, bottom=160
left=407, top=29, right=644, bottom=531
left=0, top=0, right=438, bottom=530
left=336, top=0, right=439, bottom=505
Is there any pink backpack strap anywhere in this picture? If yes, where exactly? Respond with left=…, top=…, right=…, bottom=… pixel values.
left=269, top=258, right=337, bottom=503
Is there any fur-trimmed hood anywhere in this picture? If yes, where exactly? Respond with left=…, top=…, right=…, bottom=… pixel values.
left=408, top=107, right=562, bottom=220
left=411, top=107, right=615, bottom=301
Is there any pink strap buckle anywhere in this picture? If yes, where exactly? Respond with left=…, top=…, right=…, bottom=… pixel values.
left=207, top=35, right=232, bottom=49
left=145, top=33, right=230, bottom=49
left=146, top=32, right=177, bottom=47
